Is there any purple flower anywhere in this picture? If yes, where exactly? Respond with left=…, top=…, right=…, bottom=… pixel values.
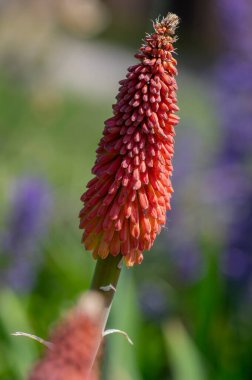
left=221, top=189, right=252, bottom=285
left=212, top=0, right=252, bottom=301
left=160, top=126, right=206, bottom=284
left=215, top=57, right=252, bottom=159
left=0, top=176, right=52, bottom=293
left=217, top=0, right=252, bottom=59
left=215, top=0, right=252, bottom=160
left=221, top=249, right=251, bottom=280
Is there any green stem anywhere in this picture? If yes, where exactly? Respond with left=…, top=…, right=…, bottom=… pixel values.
left=91, top=254, right=123, bottom=331
left=88, top=255, right=123, bottom=374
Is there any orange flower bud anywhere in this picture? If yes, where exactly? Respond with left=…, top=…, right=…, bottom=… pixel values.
left=29, top=292, right=104, bottom=380
left=79, top=13, right=180, bottom=266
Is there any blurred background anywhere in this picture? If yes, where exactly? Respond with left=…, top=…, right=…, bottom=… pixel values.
left=0, top=0, right=252, bottom=379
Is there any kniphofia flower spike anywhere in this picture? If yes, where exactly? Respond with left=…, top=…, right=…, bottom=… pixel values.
left=79, top=13, right=180, bottom=266
left=29, top=292, right=103, bottom=380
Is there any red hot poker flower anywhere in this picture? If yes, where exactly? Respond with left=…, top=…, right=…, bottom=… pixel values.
left=29, top=292, right=103, bottom=380
left=79, top=13, right=180, bottom=266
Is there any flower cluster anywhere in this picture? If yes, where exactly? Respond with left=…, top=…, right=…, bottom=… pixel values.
left=29, top=292, right=103, bottom=380
left=79, top=14, right=180, bottom=266
left=0, top=177, right=52, bottom=292
left=214, top=0, right=252, bottom=300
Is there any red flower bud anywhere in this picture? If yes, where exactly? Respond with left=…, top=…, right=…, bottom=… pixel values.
left=29, top=292, right=104, bottom=380
left=79, top=13, right=180, bottom=266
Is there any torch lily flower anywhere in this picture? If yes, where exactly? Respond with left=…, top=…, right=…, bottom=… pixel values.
left=29, top=292, right=103, bottom=380
left=79, top=13, right=180, bottom=266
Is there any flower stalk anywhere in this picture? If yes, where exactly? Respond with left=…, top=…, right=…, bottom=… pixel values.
left=90, top=255, right=122, bottom=331
left=81, top=11, right=180, bottom=371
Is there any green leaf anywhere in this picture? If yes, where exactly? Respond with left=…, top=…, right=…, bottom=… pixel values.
left=105, top=269, right=142, bottom=380
left=163, top=320, right=207, bottom=380
left=0, top=289, right=37, bottom=379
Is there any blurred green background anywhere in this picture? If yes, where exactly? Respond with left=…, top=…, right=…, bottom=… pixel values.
left=0, top=0, right=252, bottom=379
